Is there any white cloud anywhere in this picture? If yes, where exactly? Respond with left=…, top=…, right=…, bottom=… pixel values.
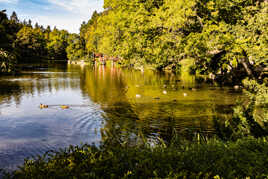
left=43, top=0, right=103, bottom=33
left=48, top=0, right=103, bottom=16
left=2, top=0, right=103, bottom=33
left=0, top=0, right=18, bottom=4
left=20, top=14, right=82, bottom=33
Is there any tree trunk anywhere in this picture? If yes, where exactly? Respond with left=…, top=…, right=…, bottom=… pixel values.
left=241, top=58, right=253, bottom=77
left=241, top=50, right=254, bottom=78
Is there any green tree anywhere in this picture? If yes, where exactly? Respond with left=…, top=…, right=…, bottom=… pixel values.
left=10, top=11, right=19, bottom=23
left=46, top=28, right=69, bottom=60
left=0, top=10, right=21, bottom=51
left=185, top=0, right=268, bottom=83
left=80, top=0, right=267, bottom=82
left=66, top=34, right=86, bottom=61
left=14, top=26, right=47, bottom=63
left=0, top=48, right=16, bottom=74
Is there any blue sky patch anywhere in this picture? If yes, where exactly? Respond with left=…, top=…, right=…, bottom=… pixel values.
left=0, top=0, right=103, bottom=33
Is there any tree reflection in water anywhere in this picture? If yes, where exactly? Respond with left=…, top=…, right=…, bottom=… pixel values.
left=79, top=64, right=242, bottom=145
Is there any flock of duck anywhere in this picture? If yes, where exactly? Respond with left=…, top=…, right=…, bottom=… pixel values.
left=135, top=84, right=196, bottom=99
left=39, top=104, right=70, bottom=109
left=136, top=91, right=188, bottom=99
left=40, top=85, right=191, bottom=109
left=39, top=84, right=204, bottom=109
left=39, top=83, right=242, bottom=108
left=134, top=84, right=241, bottom=100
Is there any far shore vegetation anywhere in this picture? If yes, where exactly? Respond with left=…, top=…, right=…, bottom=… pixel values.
left=0, top=0, right=267, bottom=178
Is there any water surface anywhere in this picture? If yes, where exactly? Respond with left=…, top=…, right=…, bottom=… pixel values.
left=0, top=64, right=242, bottom=170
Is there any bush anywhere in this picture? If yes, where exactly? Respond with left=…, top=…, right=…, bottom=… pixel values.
left=214, top=79, right=268, bottom=141
left=2, top=137, right=268, bottom=179
left=0, top=49, right=17, bottom=74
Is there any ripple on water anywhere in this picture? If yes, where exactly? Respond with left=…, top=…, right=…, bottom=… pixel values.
left=72, top=108, right=104, bottom=137
left=0, top=140, right=61, bottom=170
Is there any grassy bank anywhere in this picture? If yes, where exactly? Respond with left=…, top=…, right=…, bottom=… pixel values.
left=2, top=137, right=268, bottom=178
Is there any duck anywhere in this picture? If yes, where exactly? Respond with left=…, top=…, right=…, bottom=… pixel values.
left=60, top=105, right=70, bottom=109
left=233, top=85, right=240, bottom=90
left=136, top=94, right=141, bottom=98
left=163, top=90, right=167, bottom=95
left=40, top=104, right=48, bottom=109
left=183, top=93, right=188, bottom=97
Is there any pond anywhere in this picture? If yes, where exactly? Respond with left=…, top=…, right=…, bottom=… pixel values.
left=0, top=64, right=243, bottom=170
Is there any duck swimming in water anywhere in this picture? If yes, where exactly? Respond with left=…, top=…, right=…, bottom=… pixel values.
left=60, top=105, right=70, bottom=109
left=40, top=104, right=48, bottom=109
left=136, top=94, right=141, bottom=98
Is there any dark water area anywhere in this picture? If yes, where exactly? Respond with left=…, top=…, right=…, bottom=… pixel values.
left=0, top=64, right=243, bottom=170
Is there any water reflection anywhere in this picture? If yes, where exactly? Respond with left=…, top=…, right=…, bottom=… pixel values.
left=78, top=65, right=242, bottom=144
left=0, top=64, right=242, bottom=170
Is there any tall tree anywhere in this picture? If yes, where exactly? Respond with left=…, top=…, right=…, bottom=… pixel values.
left=10, top=11, right=19, bottom=23
left=46, top=29, right=69, bottom=60
left=66, top=34, right=85, bottom=61
left=80, top=0, right=267, bottom=82
left=14, top=26, right=47, bottom=63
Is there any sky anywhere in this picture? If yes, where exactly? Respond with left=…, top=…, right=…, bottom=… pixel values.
left=0, top=0, right=104, bottom=33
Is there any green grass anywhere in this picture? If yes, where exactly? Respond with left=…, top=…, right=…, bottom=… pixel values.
left=2, top=137, right=268, bottom=179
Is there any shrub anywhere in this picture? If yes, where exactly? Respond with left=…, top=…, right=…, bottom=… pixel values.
left=2, top=137, right=268, bottom=179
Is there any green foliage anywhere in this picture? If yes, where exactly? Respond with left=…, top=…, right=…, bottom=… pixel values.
left=186, top=0, right=268, bottom=83
left=46, top=28, right=69, bottom=60
left=3, top=137, right=268, bottom=178
left=0, top=49, right=16, bottom=74
left=0, top=10, right=22, bottom=52
left=66, top=34, right=86, bottom=61
left=0, top=10, right=20, bottom=73
left=215, top=79, right=268, bottom=140
left=80, top=0, right=267, bottom=82
left=14, top=26, right=47, bottom=62
left=0, top=10, right=80, bottom=67
left=14, top=25, right=72, bottom=63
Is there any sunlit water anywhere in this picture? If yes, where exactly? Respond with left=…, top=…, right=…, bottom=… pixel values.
left=0, top=64, right=243, bottom=170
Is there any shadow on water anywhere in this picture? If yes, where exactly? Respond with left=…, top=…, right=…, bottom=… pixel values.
left=78, top=65, right=243, bottom=145
left=0, top=64, right=244, bottom=170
